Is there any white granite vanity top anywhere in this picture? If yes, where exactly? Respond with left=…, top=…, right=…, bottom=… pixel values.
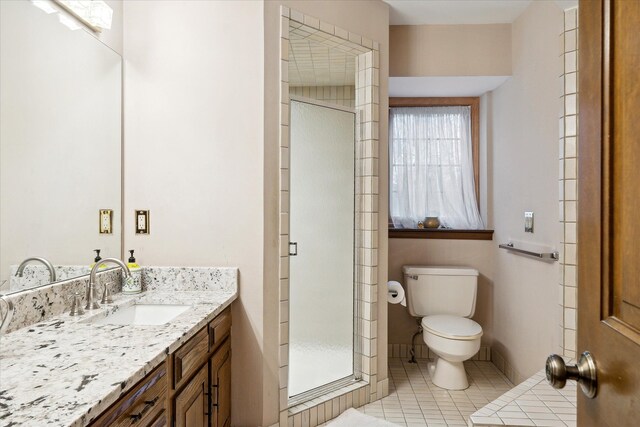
left=0, top=288, right=237, bottom=427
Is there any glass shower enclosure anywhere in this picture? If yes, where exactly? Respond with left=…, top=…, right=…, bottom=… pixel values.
left=288, top=99, right=356, bottom=400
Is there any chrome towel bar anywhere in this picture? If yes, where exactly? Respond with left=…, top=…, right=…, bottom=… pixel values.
left=499, top=242, right=559, bottom=261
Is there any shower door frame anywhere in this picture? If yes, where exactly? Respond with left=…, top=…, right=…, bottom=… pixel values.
left=287, top=96, right=359, bottom=406
left=277, top=7, right=384, bottom=424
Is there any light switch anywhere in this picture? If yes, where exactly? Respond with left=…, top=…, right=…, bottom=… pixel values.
left=135, top=210, right=149, bottom=234
left=99, top=209, right=113, bottom=234
left=525, top=211, right=534, bottom=233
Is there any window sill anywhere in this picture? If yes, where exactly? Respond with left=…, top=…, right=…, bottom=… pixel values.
left=388, top=228, right=494, bottom=240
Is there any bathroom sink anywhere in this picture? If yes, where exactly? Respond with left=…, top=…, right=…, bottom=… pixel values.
left=85, top=304, right=191, bottom=326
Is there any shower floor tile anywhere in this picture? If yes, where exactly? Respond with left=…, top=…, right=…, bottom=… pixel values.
left=359, top=358, right=514, bottom=427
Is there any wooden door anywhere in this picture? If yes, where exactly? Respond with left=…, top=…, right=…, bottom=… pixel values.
left=174, top=365, right=209, bottom=427
left=579, top=0, right=640, bottom=425
left=210, top=338, right=231, bottom=427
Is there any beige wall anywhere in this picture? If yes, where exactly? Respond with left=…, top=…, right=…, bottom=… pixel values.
left=265, top=1, right=389, bottom=424
left=489, top=1, right=563, bottom=383
left=390, top=24, right=511, bottom=77
left=122, top=1, right=266, bottom=425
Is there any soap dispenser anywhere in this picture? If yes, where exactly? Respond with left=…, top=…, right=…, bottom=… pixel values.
left=123, top=250, right=142, bottom=294
left=89, top=249, right=105, bottom=269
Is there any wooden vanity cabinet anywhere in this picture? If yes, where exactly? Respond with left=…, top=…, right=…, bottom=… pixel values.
left=171, top=307, right=232, bottom=427
left=88, top=307, right=231, bottom=427
left=209, top=338, right=231, bottom=427
left=88, top=364, right=167, bottom=427
left=174, top=364, right=209, bottom=427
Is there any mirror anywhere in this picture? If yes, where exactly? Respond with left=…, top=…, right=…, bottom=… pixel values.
left=0, top=0, right=122, bottom=293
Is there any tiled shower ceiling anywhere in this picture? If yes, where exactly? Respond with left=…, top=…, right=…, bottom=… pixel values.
left=289, top=25, right=358, bottom=87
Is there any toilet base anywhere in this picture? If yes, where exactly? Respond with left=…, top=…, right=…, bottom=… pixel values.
left=428, top=357, right=469, bottom=390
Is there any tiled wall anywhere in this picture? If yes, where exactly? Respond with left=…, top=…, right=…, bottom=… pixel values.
left=290, top=85, right=355, bottom=108
left=559, top=7, right=578, bottom=360
left=278, top=7, right=384, bottom=426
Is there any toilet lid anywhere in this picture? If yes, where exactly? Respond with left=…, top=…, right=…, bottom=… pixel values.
left=422, top=315, right=483, bottom=340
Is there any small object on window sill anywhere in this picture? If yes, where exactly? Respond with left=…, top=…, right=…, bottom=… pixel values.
left=424, top=217, right=440, bottom=228
left=417, top=221, right=425, bottom=229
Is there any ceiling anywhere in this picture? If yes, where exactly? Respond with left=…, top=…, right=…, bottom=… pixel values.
left=384, top=0, right=533, bottom=25
left=288, top=23, right=365, bottom=87
left=389, top=76, right=511, bottom=97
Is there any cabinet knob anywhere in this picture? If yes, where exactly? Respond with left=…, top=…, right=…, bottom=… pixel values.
left=129, top=396, right=158, bottom=423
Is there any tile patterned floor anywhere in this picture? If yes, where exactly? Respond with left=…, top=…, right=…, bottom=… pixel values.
left=469, top=369, right=577, bottom=427
left=358, top=358, right=514, bottom=426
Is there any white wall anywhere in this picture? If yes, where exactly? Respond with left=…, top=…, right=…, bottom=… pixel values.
left=122, top=1, right=266, bottom=424
left=100, top=0, right=123, bottom=55
left=489, top=0, right=563, bottom=383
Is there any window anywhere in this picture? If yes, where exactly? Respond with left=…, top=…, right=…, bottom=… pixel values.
left=389, top=97, right=487, bottom=236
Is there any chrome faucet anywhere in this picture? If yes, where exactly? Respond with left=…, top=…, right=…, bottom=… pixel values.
left=15, top=257, right=56, bottom=282
left=86, top=258, right=131, bottom=310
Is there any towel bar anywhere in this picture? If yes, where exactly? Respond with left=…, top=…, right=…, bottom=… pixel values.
left=499, top=243, right=559, bottom=261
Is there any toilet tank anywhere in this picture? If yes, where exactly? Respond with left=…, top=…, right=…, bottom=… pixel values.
left=403, top=265, right=479, bottom=318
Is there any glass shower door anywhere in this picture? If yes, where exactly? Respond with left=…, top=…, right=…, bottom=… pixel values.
left=288, top=100, right=355, bottom=399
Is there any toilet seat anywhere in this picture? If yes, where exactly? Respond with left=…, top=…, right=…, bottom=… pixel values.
left=422, top=315, right=483, bottom=341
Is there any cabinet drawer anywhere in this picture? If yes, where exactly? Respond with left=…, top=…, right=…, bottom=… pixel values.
left=90, top=364, right=167, bottom=427
left=208, top=308, right=231, bottom=353
left=174, top=326, right=209, bottom=389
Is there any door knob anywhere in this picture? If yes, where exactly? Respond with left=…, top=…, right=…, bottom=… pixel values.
left=546, top=351, right=597, bottom=398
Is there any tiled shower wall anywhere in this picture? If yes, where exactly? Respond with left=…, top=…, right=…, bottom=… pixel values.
left=559, top=7, right=578, bottom=360
left=290, top=85, right=355, bottom=108
left=278, top=8, right=385, bottom=427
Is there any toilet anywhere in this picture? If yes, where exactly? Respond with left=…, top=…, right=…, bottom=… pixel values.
left=403, top=265, right=483, bottom=390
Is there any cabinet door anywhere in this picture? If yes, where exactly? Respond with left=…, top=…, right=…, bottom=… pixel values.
left=210, top=338, right=231, bottom=427
left=175, top=364, right=209, bottom=427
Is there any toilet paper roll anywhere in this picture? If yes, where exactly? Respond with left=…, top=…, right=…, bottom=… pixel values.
left=387, top=281, right=407, bottom=307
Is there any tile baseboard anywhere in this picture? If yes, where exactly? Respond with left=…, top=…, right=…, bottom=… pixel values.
left=387, top=343, right=492, bottom=361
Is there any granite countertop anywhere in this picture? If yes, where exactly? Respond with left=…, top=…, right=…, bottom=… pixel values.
left=0, top=288, right=237, bottom=427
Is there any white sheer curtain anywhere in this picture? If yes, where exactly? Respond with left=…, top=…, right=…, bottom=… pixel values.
left=389, top=106, right=484, bottom=229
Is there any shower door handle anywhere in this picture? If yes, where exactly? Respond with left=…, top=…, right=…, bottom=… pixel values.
left=289, top=242, right=298, bottom=256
